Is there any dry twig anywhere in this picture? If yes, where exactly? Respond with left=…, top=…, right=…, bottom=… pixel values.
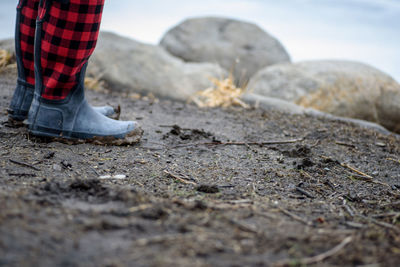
left=295, top=187, right=315, bottom=199
left=274, top=236, right=353, bottom=267
left=279, top=208, right=312, bottom=226
left=341, top=163, right=373, bottom=179
left=171, top=138, right=304, bottom=149
left=163, top=170, right=197, bottom=185
left=335, top=141, right=356, bottom=148
left=341, top=163, right=389, bottom=187
left=9, top=159, right=41, bottom=171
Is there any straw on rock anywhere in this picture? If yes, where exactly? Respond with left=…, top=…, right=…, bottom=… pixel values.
left=191, top=75, right=249, bottom=108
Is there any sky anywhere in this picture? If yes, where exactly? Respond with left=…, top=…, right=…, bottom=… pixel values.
left=1, top=0, right=399, bottom=82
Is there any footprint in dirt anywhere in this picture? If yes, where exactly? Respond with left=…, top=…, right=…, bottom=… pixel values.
left=162, top=124, right=215, bottom=141
left=281, top=144, right=315, bottom=170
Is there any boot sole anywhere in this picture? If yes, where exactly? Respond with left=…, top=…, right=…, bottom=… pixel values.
left=29, top=126, right=143, bottom=146
left=7, top=109, right=28, bottom=122
left=7, top=117, right=26, bottom=128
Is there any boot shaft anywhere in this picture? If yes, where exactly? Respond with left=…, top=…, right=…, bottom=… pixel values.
left=8, top=0, right=40, bottom=121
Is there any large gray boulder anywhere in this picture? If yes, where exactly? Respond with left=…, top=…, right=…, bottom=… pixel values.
left=88, top=31, right=226, bottom=100
left=0, top=39, right=14, bottom=54
left=160, top=17, right=291, bottom=82
left=248, top=60, right=400, bottom=133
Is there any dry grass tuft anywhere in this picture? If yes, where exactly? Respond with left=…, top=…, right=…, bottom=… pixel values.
left=84, top=76, right=106, bottom=92
left=0, top=49, right=15, bottom=71
left=191, top=75, right=249, bottom=108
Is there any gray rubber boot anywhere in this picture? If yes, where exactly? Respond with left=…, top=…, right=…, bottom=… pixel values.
left=7, top=3, right=116, bottom=122
left=27, top=65, right=142, bottom=145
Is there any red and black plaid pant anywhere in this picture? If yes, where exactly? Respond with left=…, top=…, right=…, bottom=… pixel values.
left=17, top=0, right=104, bottom=100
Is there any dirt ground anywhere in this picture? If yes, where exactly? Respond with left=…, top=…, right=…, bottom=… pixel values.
left=1, top=68, right=400, bottom=267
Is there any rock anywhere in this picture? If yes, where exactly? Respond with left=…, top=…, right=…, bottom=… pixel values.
left=52, top=164, right=62, bottom=172
left=242, top=93, right=305, bottom=114
left=88, top=31, right=226, bottom=101
left=248, top=60, right=400, bottom=133
left=99, top=174, right=127, bottom=180
left=0, top=39, right=15, bottom=54
left=160, top=17, right=290, bottom=82
left=243, top=93, right=391, bottom=135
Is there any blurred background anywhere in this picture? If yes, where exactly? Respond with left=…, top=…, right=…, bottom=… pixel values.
left=0, top=0, right=399, bottom=82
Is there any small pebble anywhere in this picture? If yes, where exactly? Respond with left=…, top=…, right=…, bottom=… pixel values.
left=52, top=164, right=62, bottom=172
left=44, top=152, right=55, bottom=159
left=61, top=161, right=72, bottom=168
left=99, top=174, right=127, bottom=180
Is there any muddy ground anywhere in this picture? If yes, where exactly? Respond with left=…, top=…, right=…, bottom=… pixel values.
left=0, top=68, right=400, bottom=267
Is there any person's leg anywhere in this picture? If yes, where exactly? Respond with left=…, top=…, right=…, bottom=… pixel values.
left=8, top=0, right=115, bottom=122
left=38, top=0, right=103, bottom=101
left=28, top=0, right=142, bottom=143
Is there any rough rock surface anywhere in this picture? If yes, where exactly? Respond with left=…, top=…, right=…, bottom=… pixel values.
left=0, top=38, right=14, bottom=53
left=248, top=60, right=400, bottom=133
left=242, top=93, right=391, bottom=135
left=89, top=31, right=226, bottom=100
left=160, top=17, right=291, bottom=82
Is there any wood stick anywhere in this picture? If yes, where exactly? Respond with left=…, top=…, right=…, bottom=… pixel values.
left=280, top=208, right=312, bottom=226
left=340, top=163, right=373, bottom=179
left=274, top=236, right=353, bottom=267
left=296, top=187, right=315, bottom=199
left=163, top=170, right=197, bottom=185
left=171, top=138, right=304, bottom=149
left=335, top=141, right=356, bottom=148
left=9, top=159, right=41, bottom=171
left=345, top=171, right=390, bottom=187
